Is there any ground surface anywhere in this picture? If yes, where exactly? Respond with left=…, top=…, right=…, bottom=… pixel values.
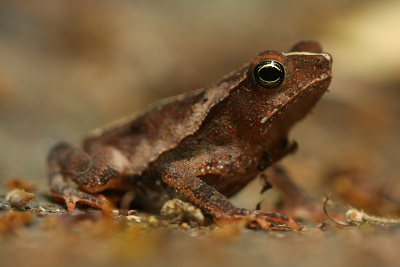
left=1, top=1, right=400, bottom=266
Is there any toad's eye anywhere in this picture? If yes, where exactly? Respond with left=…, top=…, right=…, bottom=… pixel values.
left=253, top=60, right=285, bottom=88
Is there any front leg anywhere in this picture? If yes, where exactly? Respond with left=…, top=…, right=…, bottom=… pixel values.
left=47, top=142, right=128, bottom=213
left=162, top=159, right=300, bottom=231
left=261, top=165, right=327, bottom=221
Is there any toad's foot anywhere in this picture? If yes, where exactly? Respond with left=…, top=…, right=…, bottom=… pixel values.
left=215, top=208, right=301, bottom=231
left=50, top=177, right=112, bottom=215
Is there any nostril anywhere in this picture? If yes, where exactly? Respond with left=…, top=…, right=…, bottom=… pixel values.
left=322, top=53, right=332, bottom=64
left=315, top=54, right=332, bottom=68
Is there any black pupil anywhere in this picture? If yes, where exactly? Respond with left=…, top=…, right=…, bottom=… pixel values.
left=259, top=66, right=281, bottom=82
left=253, top=60, right=285, bottom=88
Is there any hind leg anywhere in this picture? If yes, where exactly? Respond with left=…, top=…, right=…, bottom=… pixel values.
left=47, top=142, right=129, bottom=213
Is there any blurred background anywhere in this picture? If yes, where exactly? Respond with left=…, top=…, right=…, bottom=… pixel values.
left=0, top=0, right=400, bottom=216
left=1, top=1, right=400, bottom=267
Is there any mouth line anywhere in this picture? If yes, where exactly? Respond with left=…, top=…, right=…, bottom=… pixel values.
left=259, top=74, right=332, bottom=125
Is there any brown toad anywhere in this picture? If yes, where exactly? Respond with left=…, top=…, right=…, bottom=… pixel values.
left=47, top=41, right=332, bottom=230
